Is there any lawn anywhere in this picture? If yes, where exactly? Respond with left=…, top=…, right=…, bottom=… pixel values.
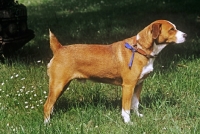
left=0, top=0, right=199, bottom=133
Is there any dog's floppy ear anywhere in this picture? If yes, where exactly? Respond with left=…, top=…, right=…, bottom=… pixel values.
left=151, top=23, right=161, bottom=39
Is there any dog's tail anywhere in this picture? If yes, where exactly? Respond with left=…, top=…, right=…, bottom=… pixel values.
left=49, top=29, right=62, bottom=55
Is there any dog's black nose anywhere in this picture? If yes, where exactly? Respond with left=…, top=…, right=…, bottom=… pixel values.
left=183, top=33, right=187, bottom=38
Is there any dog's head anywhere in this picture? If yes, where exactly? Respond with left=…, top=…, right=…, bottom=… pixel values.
left=137, top=20, right=187, bottom=49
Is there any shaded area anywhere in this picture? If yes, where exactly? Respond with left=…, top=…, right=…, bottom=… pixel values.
left=54, top=82, right=122, bottom=113
left=13, top=0, right=200, bottom=64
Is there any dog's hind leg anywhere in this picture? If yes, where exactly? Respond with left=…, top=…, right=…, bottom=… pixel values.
left=44, top=78, right=71, bottom=123
left=131, top=82, right=143, bottom=117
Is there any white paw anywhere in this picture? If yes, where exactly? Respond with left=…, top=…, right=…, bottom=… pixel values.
left=123, top=116, right=131, bottom=123
left=135, top=111, right=143, bottom=117
left=44, top=117, right=50, bottom=124
left=122, top=109, right=131, bottom=123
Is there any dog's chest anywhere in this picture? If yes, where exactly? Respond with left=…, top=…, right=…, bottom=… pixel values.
left=137, top=58, right=154, bottom=84
left=137, top=43, right=167, bottom=85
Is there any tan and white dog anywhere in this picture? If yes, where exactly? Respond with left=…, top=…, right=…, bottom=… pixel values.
left=44, top=20, right=186, bottom=123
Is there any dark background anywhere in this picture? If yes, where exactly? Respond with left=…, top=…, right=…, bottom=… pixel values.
left=16, top=0, right=200, bottom=65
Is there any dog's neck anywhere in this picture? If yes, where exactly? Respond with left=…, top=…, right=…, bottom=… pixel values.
left=137, top=42, right=167, bottom=85
left=150, top=42, right=167, bottom=57
left=135, top=34, right=167, bottom=58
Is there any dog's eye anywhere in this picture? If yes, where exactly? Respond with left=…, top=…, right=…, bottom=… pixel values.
left=170, top=28, right=175, bottom=31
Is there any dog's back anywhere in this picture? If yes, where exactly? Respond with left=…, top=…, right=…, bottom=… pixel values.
left=48, top=30, right=124, bottom=85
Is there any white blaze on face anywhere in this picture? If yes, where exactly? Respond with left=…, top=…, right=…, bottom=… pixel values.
left=167, top=21, right=186, bottom=44
left=176, top=30, right=186, bottom=43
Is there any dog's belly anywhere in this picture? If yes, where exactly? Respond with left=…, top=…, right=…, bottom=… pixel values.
left=76, top=76, right=122, bottom=86
left=90, top=77, right=123, bottom=85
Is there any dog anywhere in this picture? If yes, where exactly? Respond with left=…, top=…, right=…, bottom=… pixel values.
left=44, top=20, right=186, bottom=124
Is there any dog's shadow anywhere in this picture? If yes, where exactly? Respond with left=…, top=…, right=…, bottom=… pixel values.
left=53, top=84, right=122, bottom=116
left=55, top=96, right=121, bottom=110
left=52, top=82, right=179, bottom=117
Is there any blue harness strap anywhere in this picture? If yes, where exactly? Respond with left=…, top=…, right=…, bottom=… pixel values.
left=125, top=43, right=136, bottom=68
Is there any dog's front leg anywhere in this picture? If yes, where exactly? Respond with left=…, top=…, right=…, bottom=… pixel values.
left=131, top=82, right=143, bottom=117
left=121, top=84, right=135, bottom=123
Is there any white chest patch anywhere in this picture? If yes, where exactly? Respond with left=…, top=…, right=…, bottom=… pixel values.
left=137, top=58, right=154, bottom=85
left=139, top=58, right=154, bottom=79
left=137, top=43, right=167, bottom=84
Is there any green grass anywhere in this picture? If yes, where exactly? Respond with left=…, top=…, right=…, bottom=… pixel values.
left=0, top=0, right=200, bottom=133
